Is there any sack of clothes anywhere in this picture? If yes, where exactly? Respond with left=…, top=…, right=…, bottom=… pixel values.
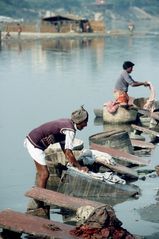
left=70, top=205, right=135, bottom=239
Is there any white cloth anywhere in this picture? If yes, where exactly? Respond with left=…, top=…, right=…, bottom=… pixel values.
left=24, top=138, right=46, bottom=165
left=143, top=81, right=156, bottom=111
left=62, top=129, right=75, bottom=150
left=91, top=149, right=116, bottom=165
left=77, top=149, right=115, bottom=166
left=67, top=165, right=126, bottom=185
left=90, top=171, right=126, bottom=185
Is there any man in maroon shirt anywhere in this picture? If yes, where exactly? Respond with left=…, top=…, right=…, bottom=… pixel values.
left=24, top=106, right=88, bottom=211
left=24, top=106, right=89, bottom=208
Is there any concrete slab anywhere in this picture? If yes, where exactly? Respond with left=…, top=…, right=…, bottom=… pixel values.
left=131, top=139, right=155, bottom=149
left=25, top=187, right=104, bottom=210
left=131, top=124, right=159, bottom=137
left=90, top=143, right=149, bottom=166
left=0, top=209, right=80, bottom=239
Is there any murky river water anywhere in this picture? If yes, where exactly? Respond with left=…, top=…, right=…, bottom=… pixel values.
left=0, top=32, right=159, bottom=237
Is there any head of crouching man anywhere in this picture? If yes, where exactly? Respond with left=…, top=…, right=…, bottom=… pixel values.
left=71, top=105, right=89, bottom=130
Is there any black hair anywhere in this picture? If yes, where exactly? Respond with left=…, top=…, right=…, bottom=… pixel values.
left=123, top=61, right=134, bottom=70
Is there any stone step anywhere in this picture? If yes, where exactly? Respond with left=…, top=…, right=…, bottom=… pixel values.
left=90, top=143, right=149, bottom=166
left=131, top=124, right=159, bottom=137
left=25, top=186, right=104, bottom=211
left=0, top=209, right=80, bottom=239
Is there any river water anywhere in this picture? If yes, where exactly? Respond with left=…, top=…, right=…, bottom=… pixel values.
left=0, top=33, right=159, bottom=238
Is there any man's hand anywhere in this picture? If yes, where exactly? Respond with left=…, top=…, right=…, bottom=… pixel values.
left=64, top=149, right=89, bottom=172
left=144, top=81, right=150, bottom=87
left=78, top=166, right=89, bottom=173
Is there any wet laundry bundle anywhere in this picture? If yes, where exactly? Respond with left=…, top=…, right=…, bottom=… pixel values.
left=70, top=205, right=135, bottom=239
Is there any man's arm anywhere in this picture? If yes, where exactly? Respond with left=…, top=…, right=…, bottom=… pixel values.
left=131, top=81, right=149, bottom=87
left=61, top=129, right=88, bottom=172
left=64, top=149, right=88, bottom=172
left=123, top=71, right=149, bottom=87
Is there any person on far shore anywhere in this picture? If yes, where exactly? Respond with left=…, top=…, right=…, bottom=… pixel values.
left=5, top=31, right=11, bottom=39
left=128, top=22, right=135, bottom=34
left=114, top=61, right=150, bottom=108
left=17, top=23, right=22, bottom=37
left=24, top=105, right=89, bottom=209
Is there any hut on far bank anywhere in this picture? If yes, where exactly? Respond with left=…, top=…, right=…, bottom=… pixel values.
left=41, top=14, right=105, bottom=33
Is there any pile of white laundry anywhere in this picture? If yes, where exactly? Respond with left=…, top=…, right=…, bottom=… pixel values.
left=67, top=149, right=126, bottom=185
left=88, top=171, right=126, bottom=185
left=77, top=149, right=116, bottom=166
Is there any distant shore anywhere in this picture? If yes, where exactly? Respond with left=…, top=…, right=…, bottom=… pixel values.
left=1, top=29, right=158, bottom=41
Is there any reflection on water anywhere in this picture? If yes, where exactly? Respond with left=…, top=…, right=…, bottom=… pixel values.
left=2, top=37, right=105, bottom=52
left=138, top=187, right=159, bottom=223
left=94, top=117, right=132, bottom=133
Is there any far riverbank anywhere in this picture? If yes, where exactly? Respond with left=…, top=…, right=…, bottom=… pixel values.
left=1, top=29, right=159, bottom=42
